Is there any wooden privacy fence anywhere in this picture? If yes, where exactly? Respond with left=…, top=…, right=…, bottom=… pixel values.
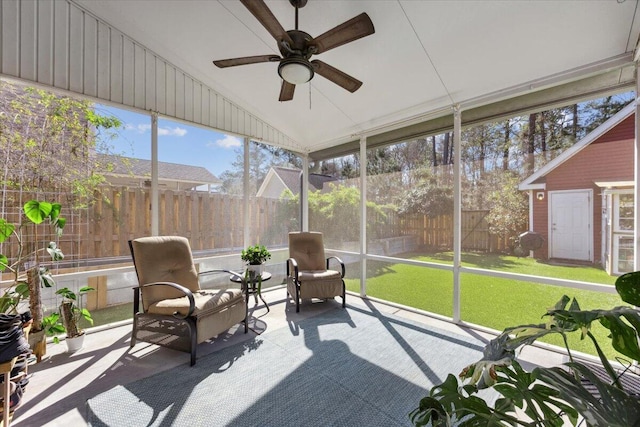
left=88, top=187, right=294, bottom=259
left=374, top=209, right=518, bottom=253
left=0, top=189, right=519, bottom=267
left=73, top=193, right=520, bottom=258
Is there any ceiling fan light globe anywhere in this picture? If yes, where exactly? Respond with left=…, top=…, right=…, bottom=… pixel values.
left=278, top=61, right=313, bottom=85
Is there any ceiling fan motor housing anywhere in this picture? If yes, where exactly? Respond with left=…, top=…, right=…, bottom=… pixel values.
left=277, top=30, right=315, bottom=85
left=279, top=30, right=314, bottom=58
left=289, top=0, right=308, bottom=9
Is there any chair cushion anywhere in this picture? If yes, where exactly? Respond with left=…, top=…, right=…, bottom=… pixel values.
left=131, top=236, right=201, bottom=309
left=148, top=288, right=244, bottom=317
left=298, top=269, right=342, bottom=282
left=292, top=276, right=343, bottom=300
left=289, top=232, right=326, bottom=271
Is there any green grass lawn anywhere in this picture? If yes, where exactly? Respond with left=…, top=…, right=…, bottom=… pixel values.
left=88, top=252, right=625, bottom=360
left=90, top=302, right=133, bottom=327
left=346, top=252, right=624, bottom=359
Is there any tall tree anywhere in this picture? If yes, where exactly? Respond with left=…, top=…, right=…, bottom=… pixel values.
left=0, top=82, right=121, bottom=206
left=218, top=141, right=289, bottom=194
left=582, top=95, right=632, bottom=134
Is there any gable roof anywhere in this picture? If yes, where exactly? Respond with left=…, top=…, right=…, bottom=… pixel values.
left=98, top=154, right=220, bottom=185
left=257, top=166, right=338, bottom=197
left=309, top=172, right=339, bottom=193
left=271, top=167, right=302, bottom=195
left=273, top=167, right=337, bottom=194
left=519, top=102, right=636, bottom=191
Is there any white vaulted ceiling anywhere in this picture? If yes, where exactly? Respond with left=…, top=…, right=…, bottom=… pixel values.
left=2, top=0, right=638, bottom=156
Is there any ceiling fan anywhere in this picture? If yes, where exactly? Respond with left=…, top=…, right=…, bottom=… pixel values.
left=213, top=0, right=375, bottom=102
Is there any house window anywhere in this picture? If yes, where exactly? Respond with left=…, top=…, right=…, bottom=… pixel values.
left=615, top=193, right=634, bottom=231
left=614, top=235, right=634, bottom=274
left=612, top=192, right=634, bottom=275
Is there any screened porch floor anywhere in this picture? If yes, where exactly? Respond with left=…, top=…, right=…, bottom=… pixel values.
left=11, top=288, right=565, bottom=427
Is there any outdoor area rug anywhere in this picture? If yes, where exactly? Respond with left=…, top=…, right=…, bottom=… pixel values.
left=86, top=305, right=488, bottom=426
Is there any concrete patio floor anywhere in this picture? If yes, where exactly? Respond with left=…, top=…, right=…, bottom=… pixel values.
left=11, top=287, right=566, bottom=427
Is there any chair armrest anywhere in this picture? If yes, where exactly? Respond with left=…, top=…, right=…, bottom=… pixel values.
left=327, top=256, right=345, bottom=278
left=286, top=258, right=299, bottom=280
left=140, top=282, right=195, bottom=319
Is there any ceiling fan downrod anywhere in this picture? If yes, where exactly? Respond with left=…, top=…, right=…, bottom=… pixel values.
left=290, top=0, right=307, bottom=30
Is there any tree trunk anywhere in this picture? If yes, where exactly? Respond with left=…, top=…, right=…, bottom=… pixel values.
left=527, top=113, right=536, bottom=174
left=448, top=132, right=454, bottom=165
left=479, top=128, right=486, bottom=176
left=431, top=135, right=438, bottom=167
left=443, top=132, right=450, bottom=165
left=502, top=119, right=510, bottom=171
left=539, top=112, right=546, bottom=159
left=572, top=104, right=578, bottom=141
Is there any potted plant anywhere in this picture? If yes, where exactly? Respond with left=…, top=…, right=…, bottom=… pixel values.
left=44, top=286, right=94, bottom=352
left=410, top=271, right=640, bottom=427
left=241, top=244, right=271, bottom=277
left=0, top=200, right=66, bottom=360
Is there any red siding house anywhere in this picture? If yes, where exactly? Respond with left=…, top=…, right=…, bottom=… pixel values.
left=519, top=103, right=635, bottom=275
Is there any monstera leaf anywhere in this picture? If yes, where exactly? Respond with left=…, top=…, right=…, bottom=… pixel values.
left=46, top=242, right=64, bottom=262
left=410, top=362, right=579, bottom=427
left=615, top=271, right=640, bottom=306
left=23, top=200, right=53, bottom=224
left=0, top=219, right=15, bottom=244
left=535, top=363, right=640, bottom=427
left=411, top=277, right=640, bottom=427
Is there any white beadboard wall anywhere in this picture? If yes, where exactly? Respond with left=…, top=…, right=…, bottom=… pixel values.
left=0, top=0, right=298, bottom=149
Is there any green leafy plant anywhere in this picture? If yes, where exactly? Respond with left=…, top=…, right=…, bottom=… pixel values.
left=0, top=200, right=65, bottom=332
left=241, top=244, right=271, bottom=265
left=40, top=311, right=64, bottom=343
left=410, top=271, right=640, bottom=427
left=44, top=286, right=94, bottom=343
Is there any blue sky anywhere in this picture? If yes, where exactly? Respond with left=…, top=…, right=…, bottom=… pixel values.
left=94, top=104, right=242, bottom=177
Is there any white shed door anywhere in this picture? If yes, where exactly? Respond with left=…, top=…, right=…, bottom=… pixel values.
left=550, top=190, right=592, bottom=261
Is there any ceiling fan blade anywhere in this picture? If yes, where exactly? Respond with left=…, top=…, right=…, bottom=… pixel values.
left=213, top=55, right=280, bottom=68
left=311, top=60, right=362, bottom=93
left=279, top=81, right=295, bottom=102
left=240, top=0, right=294, bottom=46
left=310, top=13, right=375, bottom=54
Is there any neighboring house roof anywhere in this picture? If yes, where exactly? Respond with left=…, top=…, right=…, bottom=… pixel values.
left=98, top=153, right=221, bottom=187
left=310, top=172, right=339, bottom=192
left=272, top=167, right=302, bottom=195
left=519, top=102, right=635, bottom=191
left=256, top=166, right=338, bottom=198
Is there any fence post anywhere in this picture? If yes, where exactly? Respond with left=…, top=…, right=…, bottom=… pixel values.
left=86, top=275, right=108, bottom=311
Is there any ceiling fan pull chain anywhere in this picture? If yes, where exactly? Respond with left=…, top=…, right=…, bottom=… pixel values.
left=309, top=83, right=312, bottom=110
